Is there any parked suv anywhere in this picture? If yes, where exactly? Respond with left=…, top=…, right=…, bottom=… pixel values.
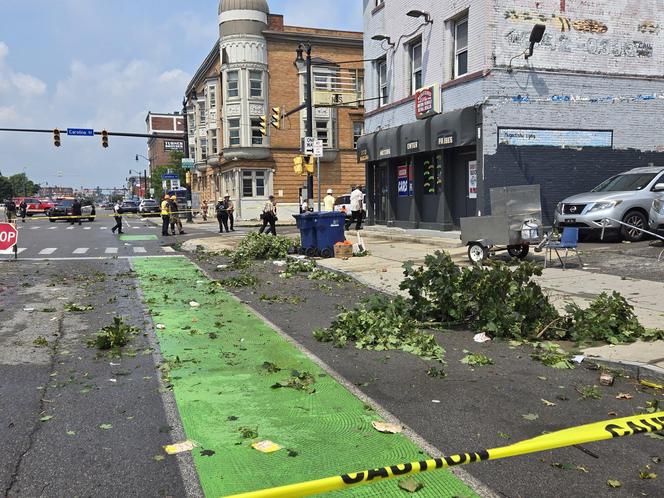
left=650, top=197, right=664, bottom=236
left=48, top=199, right=96, bottom=222
left=555, top=167, right=664, bottom=242
left=139, top=199, right=159, bottom=216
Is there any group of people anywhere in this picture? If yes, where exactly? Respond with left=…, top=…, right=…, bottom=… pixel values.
left=201, top=195, right=236, bottom=234
left=3, top=199, right=28, bottom=223
left=320, top=185, right=365, bottom=230
left=160, top=194, right=186, bottom=236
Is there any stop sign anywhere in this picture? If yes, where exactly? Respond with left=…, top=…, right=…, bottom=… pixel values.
left=0, top=223, right=18, bottom=251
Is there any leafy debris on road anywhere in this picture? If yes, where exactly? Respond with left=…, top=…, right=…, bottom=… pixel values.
left=606, top=479, right=622, bottom=488
left=616, top=393, right=633, bottom=400
left=530, top=343, right=574, bottom=369
left=238, top=427, right=258, bottom=439
left=39, top=415, right=53, bottom=422
left=460, top=351, right=494, bottom=367
left=64, top=302, right=94, bottom=312
left=522, top=413, right=539, bottom=421
left=91, top=317, right=137, bottom=350
left=281, top=258, right=316, bottom=278
left=231, top=233, right=295, bottom=268
left=33, top=336, right=49, bottom=347
left=398, top=478, right=424, bottom=493
left=576, top=385, right=603, bottom=400
left=639, top=466, right=657, bottom=479
left=99, top=423, right=113, bottom=430
left=271, top=370, right=316, bottom=393
left=261, top=361, right=281, bottom=374
left=219, top=273, right=258, bottom=288
left=541, top=399, right=557, bottom=407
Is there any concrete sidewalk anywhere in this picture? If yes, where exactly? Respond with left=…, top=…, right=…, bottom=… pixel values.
left=318, top=233, right=664, bottom=378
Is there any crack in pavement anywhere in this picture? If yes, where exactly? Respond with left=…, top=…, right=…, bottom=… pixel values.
left=4, top=313, right=65, bottom=498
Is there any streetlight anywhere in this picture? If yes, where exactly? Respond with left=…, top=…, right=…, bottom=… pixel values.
left=294, top=43, right=314, bottom=210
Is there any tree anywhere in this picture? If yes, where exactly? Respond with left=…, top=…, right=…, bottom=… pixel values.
left=7, top=173, right=39, bottom=197
left=150, top=151, right=185, bottom=201
left=0, top=176, right=13, bottom=201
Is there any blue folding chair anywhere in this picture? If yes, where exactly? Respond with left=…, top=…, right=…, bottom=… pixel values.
left=544, top=227, right=582, bottom=269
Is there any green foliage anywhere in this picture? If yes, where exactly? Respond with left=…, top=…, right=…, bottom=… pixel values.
left=460, top=351, right=494, bottom=367
left=564, top=292, right=663, bottom=344
left=231, top=233, right=294, bottom=266
left=314, top=295, right=445, bottom=365
left=33, top=336, right=49, bottom=347
left=92, top=317, right=136, bottom=350
left=64, top=302, right=94, bottom=312
left=576, top=385, right=602, bottom=400
left=307, top=269, right=351, bottom=283
left=219, top=273, right=258, bottom=288
left=401, top=252, right=559, bottom=339
left=281, top=258, right=317, bottom=278
left=150, top=151, right=185, bottom=201
left=4, top=173, right=40, bottom=197
left=530, top=342, right=575, bottom=369
left=0, top=176, right=13, bottom=200
left=271, top=370, right=317, bottom=393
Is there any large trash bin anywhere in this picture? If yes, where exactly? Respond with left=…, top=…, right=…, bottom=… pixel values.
left=293, top=213, right=318, bottom=256
left=315, top=211, right=346, bottom=258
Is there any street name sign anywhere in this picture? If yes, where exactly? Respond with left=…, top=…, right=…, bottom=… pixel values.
left=67, top=128, right=94, bottom=136
left=162, top=173, right=180, bottom=180
left=0, top=223, right=18, bottom=251
left=181, top=158, right=195, bottom=170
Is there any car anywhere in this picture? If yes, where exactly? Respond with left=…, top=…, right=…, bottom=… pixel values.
left=138, top=199, right=160, bottom=216
left=48, top=199, right=96, bottom=222
left=649, top=196, right=664, bottom=236
left=554, top=167, right=664, bottom=242
left=333, top=193, right=366, bottom=229
left=12, top=197, right=49, bottom=215
left=117, top=200, right=140, bottom=214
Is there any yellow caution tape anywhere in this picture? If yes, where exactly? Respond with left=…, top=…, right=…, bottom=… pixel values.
left=223, top=411, right=664, bottom=498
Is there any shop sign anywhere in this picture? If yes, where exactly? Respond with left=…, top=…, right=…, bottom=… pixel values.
left=406, top=140, right=419, bottom=151
left=468, top=160, right=478, bottom=199
left=397, top=165, right=409, bottom=197
left=379, top=147, right=392, bottom=157
left=415, top=84, right=440, bottom=119
left=438, top=135, right=454, bottom=147
left=358, top=149, right=369, bottom=162
left=164, top=140, right=184, bottom=152
left=498, top=128, right=613, bottom=148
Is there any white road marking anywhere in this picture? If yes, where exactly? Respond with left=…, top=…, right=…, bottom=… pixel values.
left=0, top=248, right=26, bottom=255
left=73, top=248, right=89, bottom=254
left=17, top=255, right=181, bottom=261
left=39, top=248, right=57, bottom=255
left=100, top=227, right=109, bottom=230
left=162, top=246, right=175, bottom=253
left=66, top=226, right=74, bottom=230
left=105, top=248, right=118, bottom=254
left=48, top=227, right=57, bottom=230
left=83, top=227, right=91, bottom=230
left=31, top=226, right=40, bottom=230
left=17, top=248, right=26, bottom=254
left=133, top=247, right=147, bottom=254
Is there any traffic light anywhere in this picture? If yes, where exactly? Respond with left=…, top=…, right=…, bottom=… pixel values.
left=305, top=155, right=315, bottom=174
left=271, top=107, right=281, bottom=130
left=101, top=130, right=109, bottom=148
left=53, top=129, right=61, bottom=147
left=185, top=171, right=191, bottom=185
left=293, top=155, right=305, bottom=176
left=259, top=115, right=268, bottom=136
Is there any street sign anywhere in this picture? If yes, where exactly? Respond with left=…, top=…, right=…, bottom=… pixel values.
left=313, top=139, right=324, bottom=158
left=0, top=223, right=18, bottom=251
left=303, top=136, right=315, bottom=155
left=181, top=158, right=195, bottom=170
left=171, top=179, right=181, bottom=190
left=66, top=128, right=94, bottom=136
left=162, top=173, right=179, bottom=180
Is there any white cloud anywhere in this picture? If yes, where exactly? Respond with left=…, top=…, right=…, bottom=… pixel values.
left=0, top=42, right=8, bottom=59
left=11, top=72, right=47, bottom=96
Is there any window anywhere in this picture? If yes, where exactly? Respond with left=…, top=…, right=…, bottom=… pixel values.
left=211, top=134, right=218, bottom=155
left=249, top=71, right=262, bottom=98
left=228, top=118, right=240, bottom=146
left=200, top=138, right=207, bottom=160
left=251, top=118, right=264, bottom=145
left=316, top=120, right=329, bottom=147
left=454, top=18, right=469, bottom=78
left=189, top=146, right=195, bottom=158
left=188, top=113, right=195, bottom=134
left=242, top=170, right=266, bottom=198
left=227, top=71, right=239, bottom=98
left=208, top=85, right=216, bottom=108
left=410, top=41, right=423, bottom=93
left=352, top=122, right=364, bottom=149
left=377, top=58, right=388, bottom=106
left=422, top=155, right=444, bottom=195
left=375, top=0, right=384, bottom=6
left=198, top=101, right=206, bottom=126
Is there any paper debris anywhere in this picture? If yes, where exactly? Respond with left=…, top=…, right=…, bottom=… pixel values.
left=371, top=421, right=403, bottom=434
left=431, top=399, right=441, bottom=404
left=473, top=332, right=492, bottom=343
left=164, top=440, right=197, bottom=455
left=272, top=260, right=286, bottom=267
left=23, top=308, right=35, bottom=312
left=189, top=301, right=200, bottom=308
left=216, top=264, right=228, bottom=270
left=155, top=324, right=166, bottom=330
left=572, top=355, right=585, bottom=364
left=252, top=440, right=282, bottom=453
left=616, top=393, right=633, bottom=400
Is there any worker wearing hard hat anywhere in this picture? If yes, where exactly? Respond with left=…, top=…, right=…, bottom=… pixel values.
left=160, top=194, right=171, bottom=236
left=323, top=188, right=335, bottom=212
left=169, top=195, right=185, bottom=235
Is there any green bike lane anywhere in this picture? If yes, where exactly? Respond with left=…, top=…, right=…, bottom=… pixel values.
left=133, top=256, right=477, bottom=498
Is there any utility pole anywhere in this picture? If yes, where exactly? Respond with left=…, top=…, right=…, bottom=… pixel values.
left=296, top=43, right=314, bottom=210
left=182, top=98, right=193, bottom=223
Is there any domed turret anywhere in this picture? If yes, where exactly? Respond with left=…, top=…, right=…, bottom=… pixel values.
left=218, top=0, right=269, bottom=36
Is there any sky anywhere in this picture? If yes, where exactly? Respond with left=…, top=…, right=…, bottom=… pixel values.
left=0, top=0, right=362, bottom=190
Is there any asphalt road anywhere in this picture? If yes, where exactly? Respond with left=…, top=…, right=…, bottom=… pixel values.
left=0, top=257, right=201, bottom=497
left=191, top=253, right=664, bottom=498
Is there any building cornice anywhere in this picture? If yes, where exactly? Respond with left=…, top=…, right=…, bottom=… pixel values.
left=186, top=42, right=221, bottom=97
left=263, top=30, right=363, bottom=48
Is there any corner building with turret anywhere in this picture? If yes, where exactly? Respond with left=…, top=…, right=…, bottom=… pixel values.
left=184, top=0, right=365, bottom=220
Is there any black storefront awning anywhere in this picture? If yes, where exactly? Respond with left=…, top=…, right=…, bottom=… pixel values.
left=356, top=132, right=376, bottom=163
left=399, top=118, right=430, bottom=156
left=430, top=107, right=477, bottom=150
left=375, top=126, right=400, bottom=160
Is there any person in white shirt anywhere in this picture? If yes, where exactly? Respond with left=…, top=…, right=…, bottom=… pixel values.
left=259, top=195, right=277, bottom=235
left=111, top=201, right=123, bottom=234
left=323, top=189, right=335, bottom=211
left=350, top=186, right=364, bottom=230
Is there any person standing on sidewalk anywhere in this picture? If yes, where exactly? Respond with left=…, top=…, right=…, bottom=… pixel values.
left=71, top=198, right=82, bottom=226
left=259, top=195, right=277, bottom=236
left=350, top=185, right=364, bottom=230
left=215, top=197, right=229, bottom=233
left=111, top=200, right=124, bottom=234
left=224, top=194, right=235, bottom=231
left=19, top=200, right=27, bottom=223
left=201, top=200, right=208, bottom=222
left=4, top=199, right=17, bottom=223
left=169, top=195, right=185, bottom=235
left=323, top=189, right=335, bottom=212
left=160, top=194, right=171, bottom=236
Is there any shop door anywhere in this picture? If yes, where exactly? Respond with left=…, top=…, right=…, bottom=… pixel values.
left=450, top=153, right=477, bottom=227
left=374, top=163, right=389, bottom=223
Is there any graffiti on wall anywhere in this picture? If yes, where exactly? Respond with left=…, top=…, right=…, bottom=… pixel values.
left=504, top=10, right=608, bottom=33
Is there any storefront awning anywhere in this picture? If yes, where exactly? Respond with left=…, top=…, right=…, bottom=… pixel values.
left=375, top=126, right=400, bottom=160
left=400, top=118, right=430, bottom=156
left=431, top=107, right=477, bottom=150
left=356, top=132, right=376, bottom=163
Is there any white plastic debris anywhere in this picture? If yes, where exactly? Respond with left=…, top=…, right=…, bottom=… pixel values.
left=573, top=355, right=585, bottom=364
left=155, top=324, right=166, bottom=330
left=216, top=264, right=228, bottom=270
left=272, top=260, right=286, bottom=267
left=189, top=301, right=200, bottom=308
left=22, top=307, right=35, bottom=312
left=431, top=399, right=441, bottom=404
left=473, top=332, right=492, bottom=343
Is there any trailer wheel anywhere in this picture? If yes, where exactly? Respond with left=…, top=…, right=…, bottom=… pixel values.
left=468, top=243, right=488, bottom=264
left=507, top=244, right=530, bottom=259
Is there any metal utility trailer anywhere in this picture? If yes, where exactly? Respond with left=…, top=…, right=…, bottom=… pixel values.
left=461, top=185, right=543, bottom=264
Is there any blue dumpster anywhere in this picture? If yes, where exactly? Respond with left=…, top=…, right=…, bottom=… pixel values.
left=315, top=211, right=346, bottom=258
left=293, top=213, right=318, bottom=256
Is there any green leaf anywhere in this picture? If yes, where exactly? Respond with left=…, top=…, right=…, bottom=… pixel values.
left=66, top=430, right=76, bottom=436
left=99, top=423, right=113, bottom=430
left=606, top=479, right=621, bottom=488
left=40, top=415, right=54, bottom=422
left=522, top=413, right=539, bottom=421
left=398, top=478, right=424, bottom=493
left=153, top=455, right=165, bottom=462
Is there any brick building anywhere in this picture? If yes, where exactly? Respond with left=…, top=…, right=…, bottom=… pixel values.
left=145, top=112, right=185, bottom=175
left=359, top=0, right=664, bottom=229
left=184, top=0, right=365, bottom=220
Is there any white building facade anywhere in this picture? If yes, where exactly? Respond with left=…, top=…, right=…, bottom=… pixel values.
left=359, top=0, right=664, bottom=229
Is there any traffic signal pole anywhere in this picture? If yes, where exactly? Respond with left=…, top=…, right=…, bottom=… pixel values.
left=303, top=44, right=314, bottom=211
left=182, top=98, right=193, bottom=223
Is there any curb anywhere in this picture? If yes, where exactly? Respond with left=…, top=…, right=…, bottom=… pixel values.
left=347, top=230, right=462, bottom=248
left=588, top=357, right=664, bottom=384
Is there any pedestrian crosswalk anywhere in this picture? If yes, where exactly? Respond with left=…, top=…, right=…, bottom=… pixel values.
left=16, top=224, right=158, bottom=231
left=4, top=246, right=178, bottom=259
